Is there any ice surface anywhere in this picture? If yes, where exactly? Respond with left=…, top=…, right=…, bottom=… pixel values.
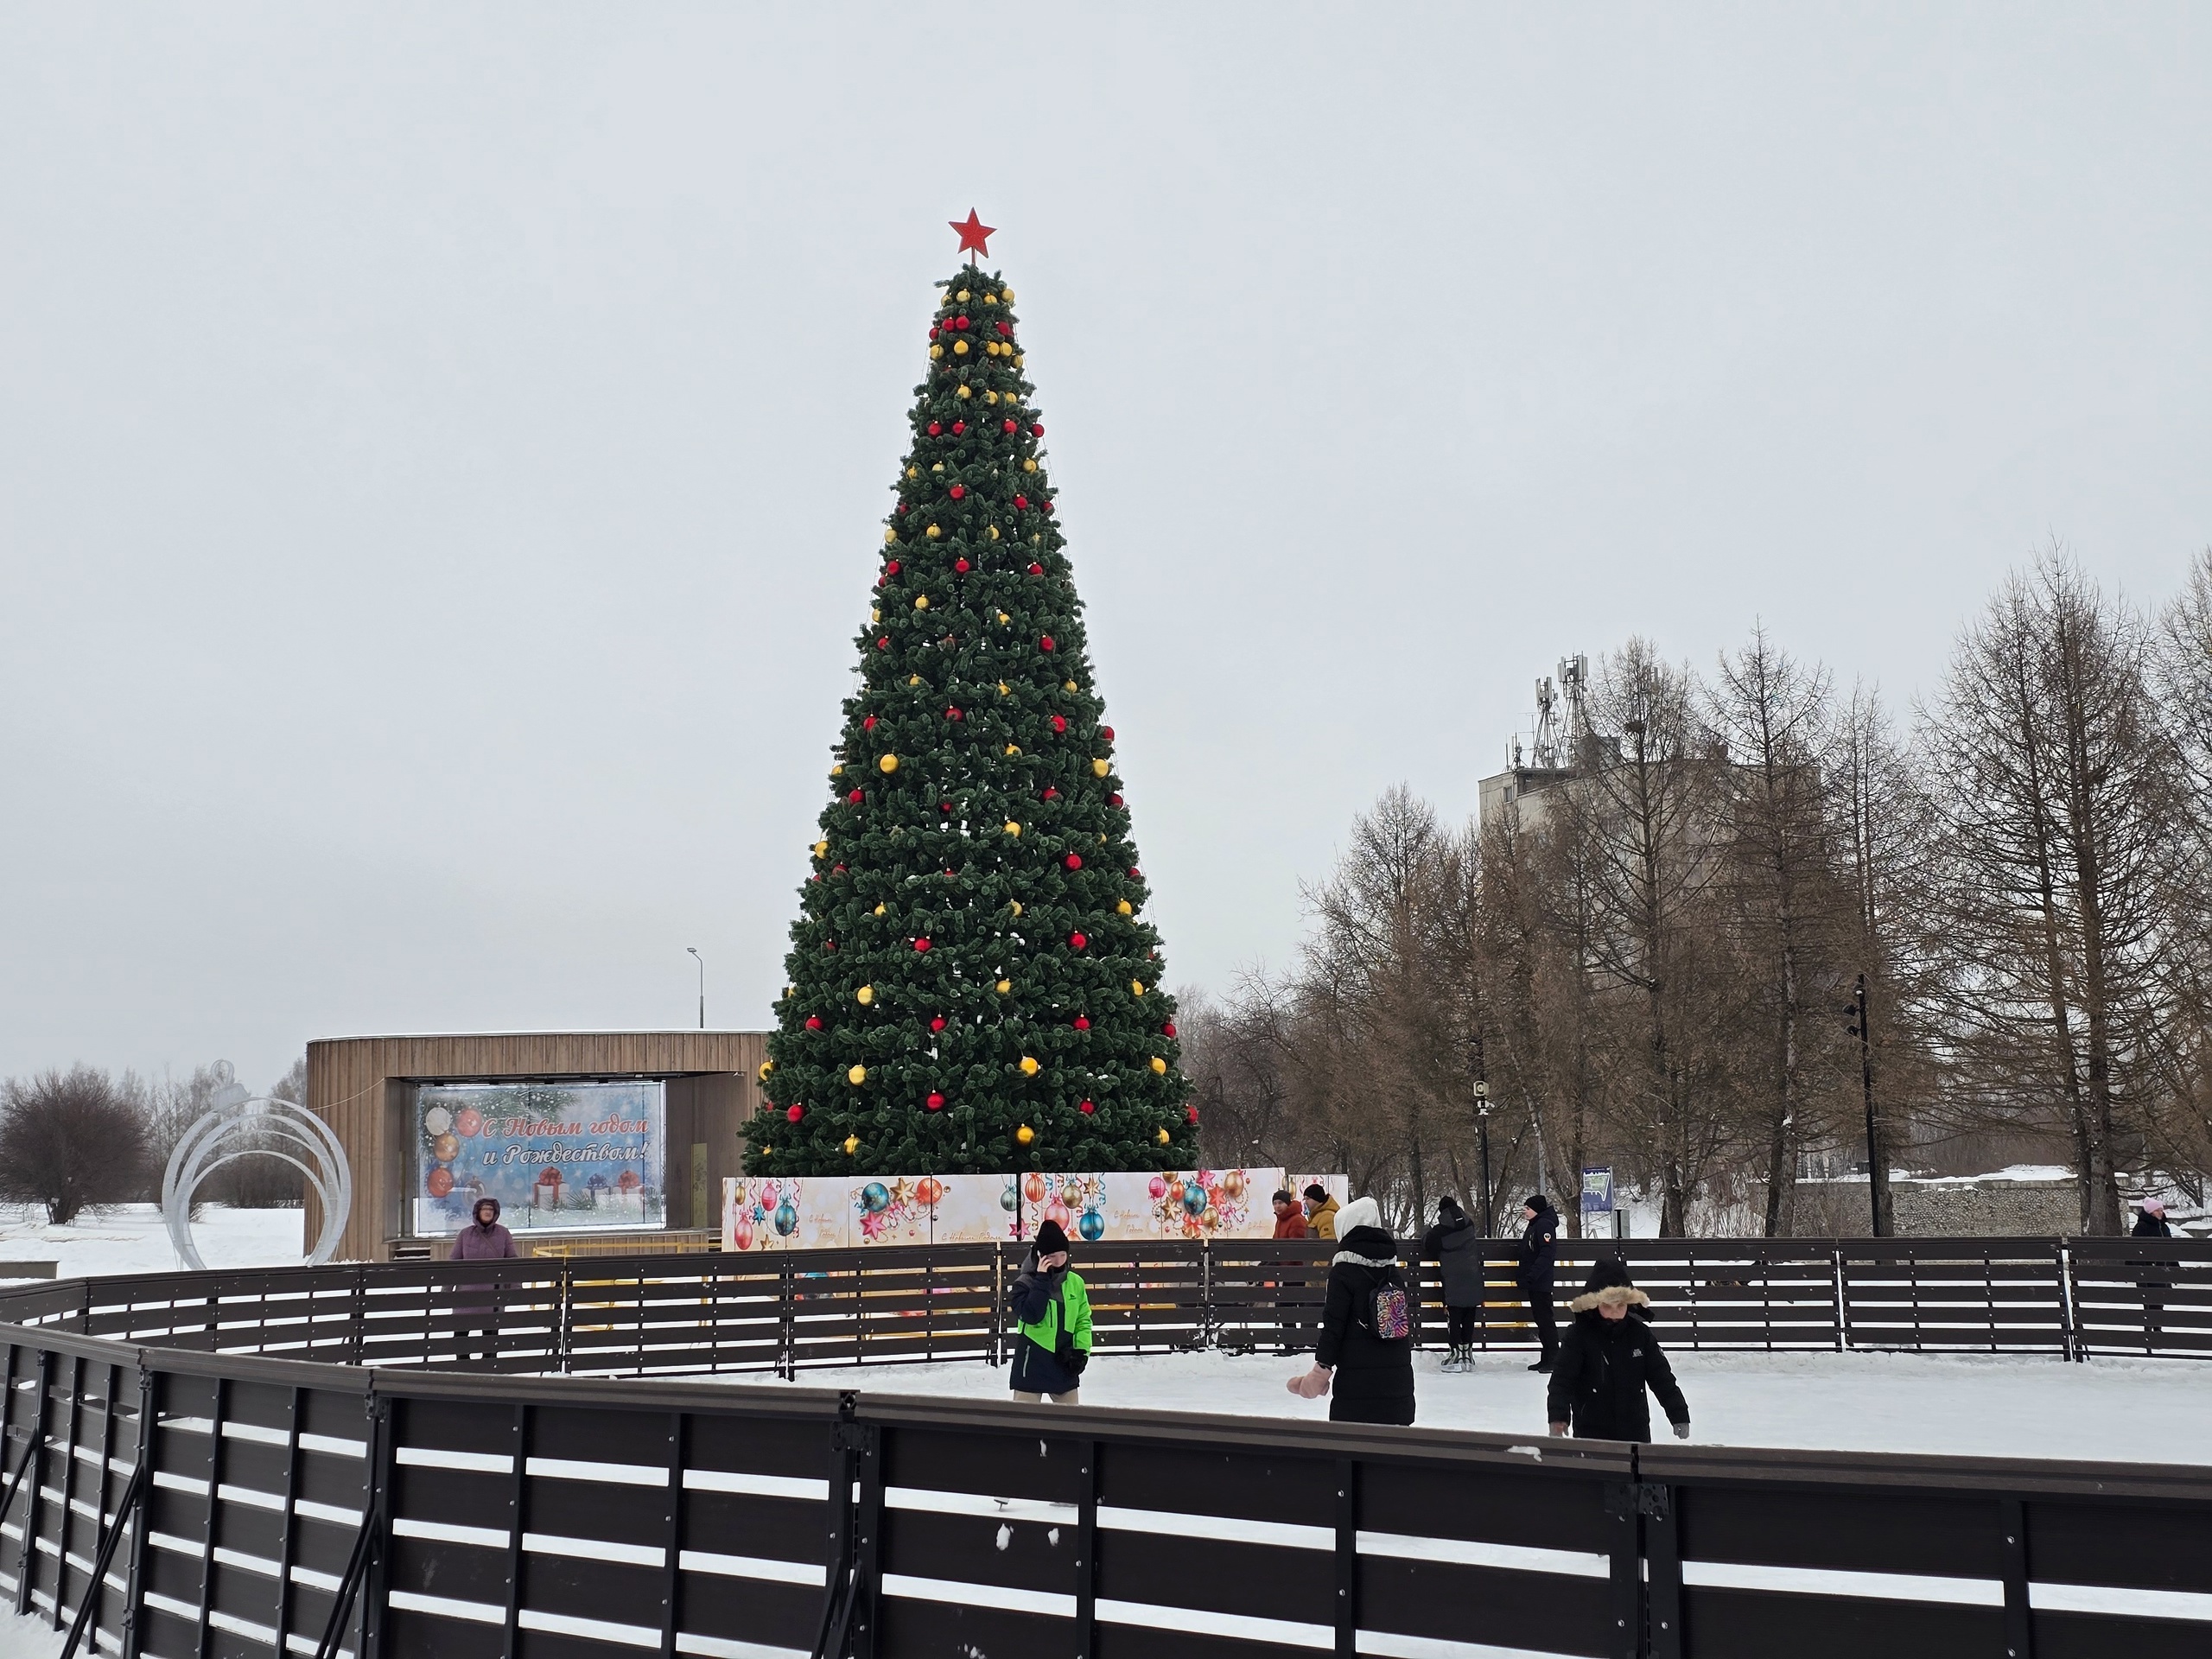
left=0, top=1201, right=306, bottom=1278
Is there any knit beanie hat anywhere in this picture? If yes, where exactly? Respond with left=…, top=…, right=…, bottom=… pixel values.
left=1583, top=1256, right=1635, bottom=1294
left=1525, top=1193, right=1549, bottom=1213
left=1033, top=1219, right=1070, bottom=1256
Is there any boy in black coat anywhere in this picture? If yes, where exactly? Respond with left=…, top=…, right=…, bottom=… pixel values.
left=1287, top=1197, right=1415, bottom=1425
left=1546, top=1259, right=1690, bottom=1444
left=1419, top=1197, right=1486, bottom=1372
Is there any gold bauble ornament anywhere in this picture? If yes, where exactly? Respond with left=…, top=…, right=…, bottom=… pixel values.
left=879, top=753, right=899, bottom=773
left=1004, top=820, right=1022, bottom=836
left=855, top=985, right=874, bottom=1005
left=812, top=840, right=830, bottom=858
left=1156, top=1128, right=1171, bottom=1146
left=1117, top=900, right=1133, bottom=916
left=926, top=524, right=942, bottom=539
left=844, top=1135, right=861, bottom=1155
left=1023, top=458, right=1039, bottom=473
left=884, top=529, right=899, bottom=544
left=957, top=289, right=970, bottom=302
left=1019, top=1056, right=1039, bottom=1077
left=995, top=978, right=1013, bottom=994
left=1004, top=743, right=1020, bottom=756
left=908, top=674, right=921, bottom=686
left=1016, top=1124, right=1035, bottom=1146
left=1014, top=353, right=1025, bottom=366
left=988, top=525, right=1000, bottom=541
left=928, top=344, right=944, bottom=359
left=952, top=340, right=969, bottom=356
left=931, top=461, right=945, bottom=474
left=913, top=595, right=930, bottom=610
left=1001, top=286, right=1015, bottom=302
left=956, top=385, right=972, bottom=399
left=1150, top=1057, right=1168, bottom=1075
left=985, top=291, right=997, bottom=303
left=1131, top=980, right=1147, bottom=996
left=1009, top=900, right=1022, bottom=916
left=870, top=607, right=880, bottom=623
left=998, top=680, right=1011, bottom=695
left=984, top=390, right=999, bottom=403
left=906, top=466, right=919, bottom=480
left=848, top=1065, right=867, bottom=1085
left=873, top=902, right=886, bottom=917
left=759, top=1061, right=773, bottom=1080
left=1064, top=680, right=1077, bottom=691
left=831, top=764, right=844, bottom=777
left=1092, top=759, right=1110, bottom=777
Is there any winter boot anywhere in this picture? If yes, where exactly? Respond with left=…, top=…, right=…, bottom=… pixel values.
left=1439, top=1347, right=1460, bottom=1374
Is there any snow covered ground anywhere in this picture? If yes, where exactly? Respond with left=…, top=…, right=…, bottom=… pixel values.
left=728, top=1345, right=2212, bottom=1467
left=0, top=1201, right=305, bottom=1280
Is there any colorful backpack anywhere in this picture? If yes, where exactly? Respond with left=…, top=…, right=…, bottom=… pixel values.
left=1370, top=1278, right=1411, bottom=1341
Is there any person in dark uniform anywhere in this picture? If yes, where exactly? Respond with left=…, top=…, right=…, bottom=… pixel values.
left=1516, top=1194, right=1560, bottom=1372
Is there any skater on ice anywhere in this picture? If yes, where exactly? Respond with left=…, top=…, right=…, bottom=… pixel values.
left=1009, top=1218, right=1091, bottom=1406
left=1420, top=1195, right=1486, bottom=1372
left=1287, top=1196, right=1415, bottom=1425
left=1546, top=1258, right=1691, bottom=1444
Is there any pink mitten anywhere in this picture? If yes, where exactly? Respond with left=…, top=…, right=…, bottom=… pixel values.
left=1286, top=1367, right=1332, bottom=1400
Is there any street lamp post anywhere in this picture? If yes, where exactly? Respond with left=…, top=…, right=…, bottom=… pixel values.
left=687, top=947, right=705, bottom=1031
left=1473, top=1080, right=1493, bottom=1236
left=1847, top=973, right=1885, bottom=1236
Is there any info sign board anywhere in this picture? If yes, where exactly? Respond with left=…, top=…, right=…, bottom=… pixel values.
left=1580, top=1166, right=1614, bottom=1218
left=410, top=1080, right=665, bottom=1236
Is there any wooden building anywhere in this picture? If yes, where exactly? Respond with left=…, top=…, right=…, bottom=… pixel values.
left=306, top=1031, right=766, bottom=1262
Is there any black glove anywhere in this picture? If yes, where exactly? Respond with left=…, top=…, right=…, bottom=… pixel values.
left=1673, top=1422, right=1690, bottom=1440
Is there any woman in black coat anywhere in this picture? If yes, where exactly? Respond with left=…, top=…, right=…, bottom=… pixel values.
left=1545, top=1258, right=1689, bottom=1444
left=1287, top=1197, right=1415, bottom=1426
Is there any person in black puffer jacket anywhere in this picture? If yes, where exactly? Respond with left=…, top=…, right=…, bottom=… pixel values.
left=1546, top=1258, right=1689, bottom=1444
left=1516, top=1194, right=1560, bottom=1373
left=1287, top=1197, right=1415, bottom=1425
left=1420, top=1197, right=1487, bottom=1372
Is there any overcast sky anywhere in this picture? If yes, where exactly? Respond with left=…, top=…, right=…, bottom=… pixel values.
left=4, top=6, right=2209, bottom=1090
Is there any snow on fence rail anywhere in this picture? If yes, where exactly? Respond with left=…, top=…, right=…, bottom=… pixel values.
left=7, top=1306, right=2212, bottom=1659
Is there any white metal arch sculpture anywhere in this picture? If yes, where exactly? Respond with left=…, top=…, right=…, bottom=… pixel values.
left=161, top=1062, right=353, bottom=1270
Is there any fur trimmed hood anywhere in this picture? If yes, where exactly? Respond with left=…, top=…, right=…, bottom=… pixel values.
left=1569, top=1285, right=1652, bottom=1314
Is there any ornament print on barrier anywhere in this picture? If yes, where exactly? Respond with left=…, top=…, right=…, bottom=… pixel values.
left=722, top=1169, right=1348, bottom=1250
left=161, top=1062, right=353, bottom=1271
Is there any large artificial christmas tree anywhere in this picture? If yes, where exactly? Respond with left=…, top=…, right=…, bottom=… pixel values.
left=747, top=222, right=1192, bottom=1178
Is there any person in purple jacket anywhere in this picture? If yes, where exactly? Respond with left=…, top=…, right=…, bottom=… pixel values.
left=450, top=1198, right=518, bottom=1365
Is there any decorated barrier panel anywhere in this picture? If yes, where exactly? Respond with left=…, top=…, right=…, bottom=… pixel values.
left=721, top=1167, right=1348, bottom=1251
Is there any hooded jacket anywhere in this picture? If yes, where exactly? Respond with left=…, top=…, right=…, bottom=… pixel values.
left=1420, top=1210, right=1487, bottom=1308
left=1545, top=1284, right=1688, bottom=1443
left=1314, top=1198, right=1414, bottom=1426
left=451, top=1198, right=518, bottom=1262
left=1306, top=1195, right=1341, bottom=1242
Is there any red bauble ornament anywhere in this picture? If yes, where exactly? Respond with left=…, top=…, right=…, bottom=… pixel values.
left=786, top=1104, right=805, bottom=1122
left=926, top=421, right=941, bottom=435
left=940, top=801, right=952, bottom=813
left=954, top=557, right=970, bottom=573
left=875, top=636, right=891, bottom=651
left=1040, top=635, right=1056, bottom=652
left=1042, top=786, right=1059, bottom=800
left=804, top=1015, right=823, bottom=1031
left=1051, top=715, right=1067, bottom=733
left=913, top=938, right=931, bottom=953
left=946, top=706, right=963, bottom=721
left=863, top=714, right=878, bottom=730
left=1013, top=494, right=1028, bottom=509
left=1065, top=853, right=1084, bottom=870
left=952, top=419, right=966, bottom=434
left=1031, top=423, right=1044, bottom=437
left=1027, top=562, right=1045, bottom=576
left=930, top=1015, right=947, bottom=1033
left=1107, top=792, right=1123, bottom=806
left=1042, top=499, right=1054, bottom=512
left=1070, top=931, right=1088, bottom=950
left=832, top=862, right=847, bottom=874
left=949, top=484, right=965, bottom=499
left=1078, top=1099, right=1096, bottom=1116
left=1102, top=725, right=1116, bottom=741
left=1128, top=866, right=1142, bottom=879
left=847, top=788, right=864, bottom=804
left=926, top=1091, right=945, bottom=1111
left=1002, top=419, right=1017, bottom=433
left=954, top=315, right=969, bottom=331
left=1162, top=1021, right=1177, bottom=1038
left=997, top=321, right=1011, bottom=335
left=1073, top=1014, right=1090, bottom=1030
left=886, top=560, right=902, bottom=575
left=1185, top=1105, right=1200, bottom=1125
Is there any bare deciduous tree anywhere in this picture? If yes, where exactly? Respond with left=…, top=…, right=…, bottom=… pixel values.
left=0, top=1065, right=151, bottom=1225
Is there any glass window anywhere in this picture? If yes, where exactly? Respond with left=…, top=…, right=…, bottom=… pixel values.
left=409, top=1080, right=666, bottom=1236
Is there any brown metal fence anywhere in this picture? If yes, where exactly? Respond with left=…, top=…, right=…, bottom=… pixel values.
left=7, top=1304, right=2212, bottom=1659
